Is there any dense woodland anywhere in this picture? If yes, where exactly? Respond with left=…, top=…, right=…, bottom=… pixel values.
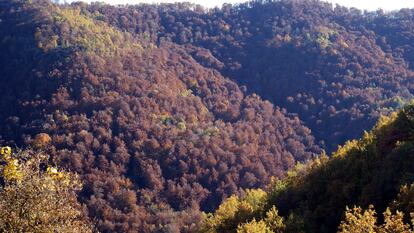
left=202, top=103, right=414, bottom=233
left=3, top=0, right=414, bottom=232
left=83, top=0, right=414, bottom=151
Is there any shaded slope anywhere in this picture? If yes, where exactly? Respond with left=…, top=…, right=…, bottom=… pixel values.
left=202, top=103, right=414, bottom=233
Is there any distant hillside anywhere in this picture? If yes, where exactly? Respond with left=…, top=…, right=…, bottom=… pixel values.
left=84, top=0, right=414, bottom=151
left=201, top=102, right=414, bottom=233
left=0, top=0, right=319, bottom=232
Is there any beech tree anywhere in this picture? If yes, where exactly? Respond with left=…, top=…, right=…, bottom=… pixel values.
left=0, top=147, right=93, bottom=232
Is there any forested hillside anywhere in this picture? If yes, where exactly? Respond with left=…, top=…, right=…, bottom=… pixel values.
left=0, top=0, right=319, bottom=232
left=84, top=0, right=414, bottom=151
left=3, top=0, right=414, bottom=232
left=201, top=103, right=414, bottom=233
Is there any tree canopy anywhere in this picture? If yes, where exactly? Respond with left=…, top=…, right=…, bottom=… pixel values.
left=3, top=0, right=414, bottom=232
left=201, top=103, right=414, bottom=232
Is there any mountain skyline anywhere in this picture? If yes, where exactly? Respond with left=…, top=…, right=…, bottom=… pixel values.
left=62, top=0, right=414, bottom=11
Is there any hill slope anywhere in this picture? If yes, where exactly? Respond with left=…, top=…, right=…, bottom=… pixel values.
left=84, top=0, right=414, bottom=151
left=202, top=103, right=414, bottom=232
left=0, top=0, right=320, bottom=231
left=5, top=0, right=414, bottom=232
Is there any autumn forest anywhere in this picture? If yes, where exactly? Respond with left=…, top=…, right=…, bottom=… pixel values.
left=2, top=0, right=414, bottom=232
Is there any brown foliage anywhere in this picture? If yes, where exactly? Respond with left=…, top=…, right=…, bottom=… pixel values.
left=0, top=1, right=320, bottom=232
left=32, top=133, right=52, bottom=149
left=87, top=0, right=414, bottom=152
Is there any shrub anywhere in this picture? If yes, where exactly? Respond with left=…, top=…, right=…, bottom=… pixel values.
left=0, top=147, right=93, bottom=233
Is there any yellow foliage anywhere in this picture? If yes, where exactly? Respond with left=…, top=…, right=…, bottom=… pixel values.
left=36, top=6, right=142, bottom=56
left=203, top=126, right=220, bottom=136
left=1, top=147, right=22, bottom=182
left=317, top=35, right=331, bottom=49
left=332, top=139, right=360, bottom=158
left=214, top=195, right=240, bottom=222
left=180, top=89, right=193, bottom=97
left=338, top=205, right=413, bottom=233
left=0, top=149, right=91, bottom=232
left=3, top=159, right=23, bottom=183
left=373, top=113, right=397, bottom=132
left=237, top=218, right=273, bottom=233
left=378, top=208, right=411, bottom=233
left=199, top=189, right=269, bottom=232
left=264, top=206, right=285, bottom=233
left=198, top=195, right=240, bottom=232
left=177, top=121, right=187, bottom=131
left=55, top=7, right=125, bottom=54
left=159, top=113, right=173, bottom=125
left=1, top=146, right=11, bottom=156
left=47, top=167, right=65, bottom=180
left=1, top=146, right=11, bottom=160
left=338, top=205, right=377, bottom=233
left=47, top=167, right=58, bottom=174
left=242, top=189, right=268, bottom=213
